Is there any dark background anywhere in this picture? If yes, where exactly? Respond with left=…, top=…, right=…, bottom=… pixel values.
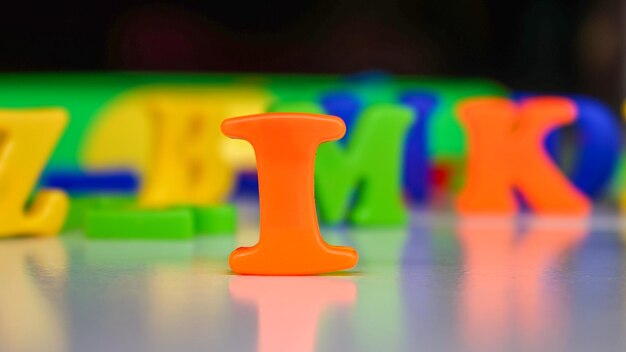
left=0, top=0, right=622, bottom=105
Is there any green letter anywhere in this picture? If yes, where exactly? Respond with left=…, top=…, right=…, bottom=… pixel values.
left=271, top=102, right=414, bottom=226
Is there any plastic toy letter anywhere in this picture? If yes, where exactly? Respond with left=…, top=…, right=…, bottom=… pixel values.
left=0, top=109, right=68, bottom=237
left=139, top=98, right=235, bottom=207
left=271, top=102, right=413, bottom=225
left=456, top=97, right=591, bottom=215
left=221, top=112, right=358, bottom=275
left=315, top=105, right=414, bottom=225
left=515, top=93, right=621, bottom=199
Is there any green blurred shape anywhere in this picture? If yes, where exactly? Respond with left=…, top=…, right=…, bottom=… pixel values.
left=63, top=195, right=135, bottom=232
left=84, top=208, right=194, bottom=240
left=269, top=101, right=322, bottom=114
left=271, top=101, right=413, bottom=226
left=317, top=104, right=414, bottom=226
left=191, top=204, right=237, bottom=235
left=62, top=197, right=89, bottom=232
left=77, top=197, right=237, bottom=238
left=609, top=153, right=626, bottom=200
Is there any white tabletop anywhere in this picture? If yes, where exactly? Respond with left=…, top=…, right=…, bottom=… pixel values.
left=1, top=208, right=625, bottom=352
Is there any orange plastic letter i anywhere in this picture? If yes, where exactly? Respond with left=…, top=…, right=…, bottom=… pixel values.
left=221, top=112, right=359, bottom=275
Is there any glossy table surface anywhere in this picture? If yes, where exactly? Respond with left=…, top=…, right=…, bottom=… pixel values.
left=2, top=206, right=626, bottom=352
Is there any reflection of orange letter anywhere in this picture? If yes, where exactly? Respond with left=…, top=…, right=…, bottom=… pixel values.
left=230, top=276, right=356, bottom=352
left=456, top=97, right=590, bottom=215
left=222, top=113, right=358, bottom=275
left=458, top=218, right=588, bottom=351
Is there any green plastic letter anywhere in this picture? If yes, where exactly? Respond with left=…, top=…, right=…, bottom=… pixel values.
left=271, top=101, right=414, bottom=226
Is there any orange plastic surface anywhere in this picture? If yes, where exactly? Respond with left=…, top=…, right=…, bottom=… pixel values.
left=221, top=113, right=359, bottom=275
left=456, top=97, right=591, bottom=215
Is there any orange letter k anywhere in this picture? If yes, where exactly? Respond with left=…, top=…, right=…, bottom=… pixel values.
left=456, top=97, right=591, bottom=216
